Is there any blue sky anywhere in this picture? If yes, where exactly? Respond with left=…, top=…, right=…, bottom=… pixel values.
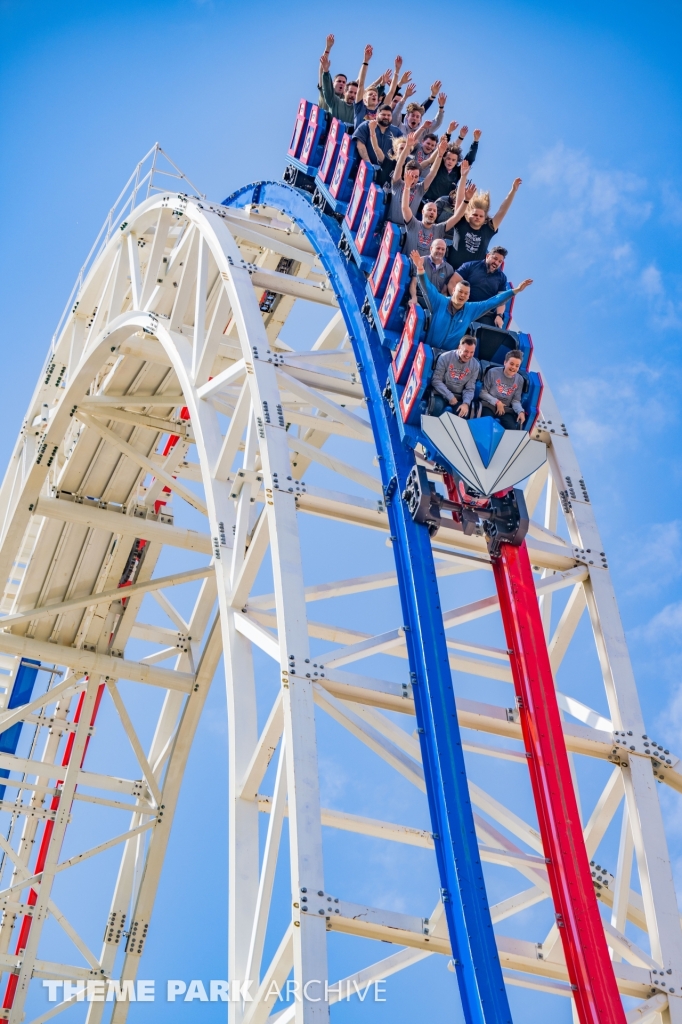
left=2, top=0, right=682, bottom=1020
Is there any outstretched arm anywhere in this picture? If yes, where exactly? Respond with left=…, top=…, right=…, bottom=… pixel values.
left=392, top=80, right=416, bottom=125
left=464, top=130, right=481, bottom=165
left=319, top=53, right=335, bottom=110
left=467, top=281, right=532, bottom=323
left=491, top=177, right=522, bottom=230
left=392, top=133, right=416, bottom=183
left=421, top=79, right=442, bottom=113
left=385, top=55, right=403, bottom=106
left=357, top=44, right=373, bottom=96
left=427, top=93, right=447, bottom=134
left=444, top=162, right=473, bottom=229
left=422, top=137, right=448, bottom=191
left=413, top=118, right=433, bottom=145
left=401, top=176, right=415, bottom=224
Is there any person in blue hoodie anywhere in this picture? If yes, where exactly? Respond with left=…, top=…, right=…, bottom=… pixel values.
left=409, top=249, right=533, bottom=351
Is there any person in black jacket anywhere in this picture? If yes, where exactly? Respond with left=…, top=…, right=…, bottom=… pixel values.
left=446, top=163, right=523, bottom=270
left=424, top=130, right=480, bottom=202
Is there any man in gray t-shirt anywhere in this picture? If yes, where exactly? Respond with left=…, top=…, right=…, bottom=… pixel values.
left=430, top=336, right=480, bottom=417
left=401, top=166, right=464, bottom=257
left=479, top=350, right=526, bottom=430
left=389, top=175, right=425, bottom=226
left=388, top=136, right=446, bottom=226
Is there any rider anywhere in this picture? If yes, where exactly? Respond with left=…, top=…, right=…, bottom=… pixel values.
left=409, top=250, right=533, bottom=351
left=430, top=336, right=480, bottom=418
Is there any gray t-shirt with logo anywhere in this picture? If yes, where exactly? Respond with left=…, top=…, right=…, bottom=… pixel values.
left=431, top=351, right=481, bottom=405
left=479, top=366, right=524, bottom=414
left=404, top=217, right=447, bottom=258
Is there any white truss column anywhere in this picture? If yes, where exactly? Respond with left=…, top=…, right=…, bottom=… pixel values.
left=223, top=251, right=329, bottom=1024
left=540, top=381, right=682, bottom=1002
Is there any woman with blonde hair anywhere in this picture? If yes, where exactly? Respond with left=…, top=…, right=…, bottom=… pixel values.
left=445, top=163, right=523, bottom=270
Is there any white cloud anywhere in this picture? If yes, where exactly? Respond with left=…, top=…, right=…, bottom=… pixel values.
left=640, top=264, right=664, bottom=297
left=558, top=361, right=679, bottom=451
left=529, top=143, right=647, bottom=267
left=661, top=182, right=682, bottom=225
left=638, top=599, right=682, bottom=642
left=625, top=521, right=682, bottom=596
left=530, top=145, right=682, bottom=328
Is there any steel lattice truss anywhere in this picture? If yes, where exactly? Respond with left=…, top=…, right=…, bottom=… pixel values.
left=0, top=181, right=678, bottom=1024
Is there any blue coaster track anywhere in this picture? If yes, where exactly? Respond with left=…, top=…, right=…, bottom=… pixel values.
left=223, top=180, right=513, bottom=1024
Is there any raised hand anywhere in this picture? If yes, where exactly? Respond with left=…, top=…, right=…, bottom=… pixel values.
left=473, top=129, right=482, bottom=141
left=460, top=159, right=470, bottom=177
left=438, top=91, right=447, bottom=108
left=447, top=120, right=459, bottom=135
left=404, top=81, right=417, bottom=98
left=394, top=55, right=403, bottom=70
left=459, top=125, right=469, bottom=138
left=363, top=44, right=373, bottom=62
left=512, top=177, right=523, bottom=191
left=320, top=53, right=330, bottom=73
left=438, top=136, right=449, bottom=155
left=464, top=181, right=477, bottom=200
left=404, top=167, right=420, bottom=186
left=325, top=33, right=335, bottom=51
left=381, top=68, right=393, bottom=85
left=430, top=79, right=442, bottom=97
left=410, top=249, right=425, bottom=274
left=405, top=132, right=418, bottom=150
left=513, top=278, right=533, bottom=293
left=399, top=70, right=412, bottom=86
left=421, top=119, right=433, bottom=133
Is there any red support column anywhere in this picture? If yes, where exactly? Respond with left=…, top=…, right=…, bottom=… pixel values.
left=3, top=682, right=105, bottom=1008
left=491, top=540, right=625, bottom=1024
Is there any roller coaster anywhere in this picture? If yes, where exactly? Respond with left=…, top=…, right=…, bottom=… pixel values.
left=0, top=93, right=678, bottom=1024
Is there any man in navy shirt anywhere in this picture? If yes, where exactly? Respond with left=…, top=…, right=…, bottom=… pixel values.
left=450, top=248, right=509, bottom=328
left=353, top=105, right=402, bottom=185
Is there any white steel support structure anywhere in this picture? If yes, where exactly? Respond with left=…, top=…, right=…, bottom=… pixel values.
left=0, top=176, right=677, bottom=1024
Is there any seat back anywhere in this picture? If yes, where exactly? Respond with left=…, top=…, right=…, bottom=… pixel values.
left=368, top=222, right=401, bottom=299
left=378, top=254, right=410, bottom=337
left=392, top=303, right=425, bottom=384
left=344, top=160, right=373, bottom=231
left=288, top=99, right=311, bottom=158
left=399, top=343, right=434, bottom=426
left=318, top=118, right=346, bottom=183
left=329, top=133, right=357, bottom=201
left=355, top=183, right=387, bottom=257
left=299, top=105, right=330, bottom=169
left=470, top=322, right=532, bottom=371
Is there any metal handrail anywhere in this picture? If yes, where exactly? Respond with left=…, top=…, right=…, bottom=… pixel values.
left=51, top=143, right=205, bottom=351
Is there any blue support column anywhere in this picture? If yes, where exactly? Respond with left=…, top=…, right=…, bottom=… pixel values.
left=0, top=658, right=40, bottom=801
left=223, top=182, right=513, bottom=1024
